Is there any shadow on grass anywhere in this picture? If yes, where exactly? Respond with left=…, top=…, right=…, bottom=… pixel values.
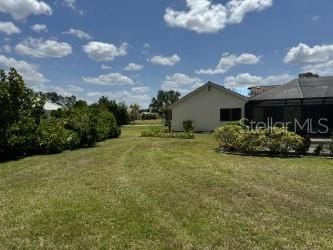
left=214, top=148, right=333, bottom=159
left=0, top=144, right=103, bottom=164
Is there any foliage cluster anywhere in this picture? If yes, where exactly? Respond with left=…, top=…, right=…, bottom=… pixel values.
left=214, top=124, right=306, bottom=155
left=0, top=69, right=121, bottom=161
left=98, top=96, right=130, bottom=126
left=182, top=120, right=194, bottom=133
left=149, top=90, right=180, bottom=126
left=141, top=127, right=194, bottom=139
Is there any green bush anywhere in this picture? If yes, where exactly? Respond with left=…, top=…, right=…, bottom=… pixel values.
left=0, top=68, right=122, bottom=161
left=38, top=118, right=80, bottom=154
left=0, top=68, right=44, bottom=160
left=141, top=127, right=169, bottom=137
left=239, top=129, right=267, bottom=153
left=295, top=135, right=311, bottom=155
left=183, top=120, right=194, bottom=133
left=214, top=124, right=306, bottom=155
left=6, top=117, right=39, bottom=158
left=213, top=124, right=244, bottom=152
left=91, top=108, right=117, bottom=141
left=141, top=127, right=194, bottom=139
left=65, top=108, right=98, bottom=147
left=266, top=127, right=304, bottom=154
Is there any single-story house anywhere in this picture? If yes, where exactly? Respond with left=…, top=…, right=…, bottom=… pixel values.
left=170, top=81, right=248, bottom=131
left=245, top=76, right=333, bottom=134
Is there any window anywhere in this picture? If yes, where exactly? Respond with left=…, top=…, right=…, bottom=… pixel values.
left=220, top=108, right=242, bottom=121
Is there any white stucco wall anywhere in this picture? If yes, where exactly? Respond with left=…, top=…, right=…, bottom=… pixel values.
left=171, top=85, right=247, bottom=131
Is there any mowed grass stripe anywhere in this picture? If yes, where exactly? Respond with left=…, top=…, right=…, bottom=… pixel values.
left=0, top=125, right=332, bottom=249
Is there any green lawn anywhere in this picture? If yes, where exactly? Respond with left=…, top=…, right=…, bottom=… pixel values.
left=0, top=124, right=332, bottom=249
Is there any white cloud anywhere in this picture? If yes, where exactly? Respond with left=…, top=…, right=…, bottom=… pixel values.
left=162, top=73, right=203, bottom=94
left=39, top=84, right=84, bottom=97
left=0, top=54, right=48, bottom=85
left=62, top=28, right=92, bottom=40
left=0, top=45, right=12, bottom=53
left=224, top=73, right=294, bottom=88
left=149, top=54, right=180, bottom=66
left=164, top=0, right=273, bottom=33
left=83, top=41, right=128, bottom=62
left=284, top=43, right=333, bottom=76
left=64, top=0, right=75, bottom=8
left=0, top=0, right=52, bottom=20
left=124, top=63, right=144, bottom=71
left=86, top=89, right=151, bottom=107
left=284, top=43, right=333, bottom=65
left=131, top=86, right=150, bottom=94
left=196, top=53, right=260, bottom=75
left=82, top=73, right=135, bottom=86
left=301, top=60, right=333, bottom=76
left=101, top=64, right=112, bottom=70
left=0, top=21, right=21, bottom=35
left=15, top=38, right=72, bottom=58
left=63, top=0, right=83, bottom=14
left=31, top=24, right=47, bottom=32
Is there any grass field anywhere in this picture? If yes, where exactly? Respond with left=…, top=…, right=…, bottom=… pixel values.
left=0, top=123, right=332, bottom=249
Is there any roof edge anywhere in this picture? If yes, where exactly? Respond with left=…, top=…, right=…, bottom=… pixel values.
left=170, top=81, right=248, bottom=109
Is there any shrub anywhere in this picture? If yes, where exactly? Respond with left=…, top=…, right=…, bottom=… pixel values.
left=65, top=108, right=98, bottom=147
left=266, top=127, right=304, bottom=154
left=141, top=127, right=169, bottom=137
left=295, top=135, right=311, bottom=155
left=183, top=120, right=194, bottom=133
left=38, top=118, right=80, bottom=154
left=141, top=113, right=158, bottom=120
left=141, top=127, right=194, bottom=139
left=239, top=129, right=266, bottom=154
left=213, top=124, right=244, bottom=152
left=6, top=117, right=39, bottom=158
left=0, top=68, right=44, bottom=160
left=90, top=108, right=120, bottom=141
left=214, top=124, right=306, bottom=155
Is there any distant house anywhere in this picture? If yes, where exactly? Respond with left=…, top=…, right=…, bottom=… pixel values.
left=43, top=102, right=62, bottom=114
left=248, top=85, right=280, bottom=97
left=170, top=82, right=248, bottom=131
left=246, top=76, right=333, bottom=133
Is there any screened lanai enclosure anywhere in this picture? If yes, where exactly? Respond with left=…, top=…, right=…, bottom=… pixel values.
left=245, top=76, right=333, bottom=135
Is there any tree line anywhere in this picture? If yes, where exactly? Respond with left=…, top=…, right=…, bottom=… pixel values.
left=0, top=68, right=181, bottom=161
left=0, top=69, right=129, bottom=161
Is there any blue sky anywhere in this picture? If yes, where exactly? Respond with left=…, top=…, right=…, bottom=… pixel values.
left=0, top=0, right=333, bottom=107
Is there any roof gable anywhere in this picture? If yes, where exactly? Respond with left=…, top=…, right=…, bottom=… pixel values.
left=170, top=81, right=248, bottom=109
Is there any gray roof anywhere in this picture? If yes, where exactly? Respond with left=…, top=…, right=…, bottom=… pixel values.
left=251, top=76, right=333, bottom=101
left=170, top=81, right=248, bottom=109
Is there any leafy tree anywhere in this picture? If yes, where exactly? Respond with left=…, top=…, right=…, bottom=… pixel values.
left=129, top=104, right=141, bottom=121
left=73, top=100, right=88, bottom=109
left=149, top=90, right=180, bottom=126
left=0, top=68, right=45, bottom=160
left=42, top=92, right=77, bottom=108
left=97, top=96, right=130, bottom=126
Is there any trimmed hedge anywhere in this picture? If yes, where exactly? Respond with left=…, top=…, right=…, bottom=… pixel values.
left=214, top=124, right=305, bottom=155
left=141, top=127, right=195, bottom=139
